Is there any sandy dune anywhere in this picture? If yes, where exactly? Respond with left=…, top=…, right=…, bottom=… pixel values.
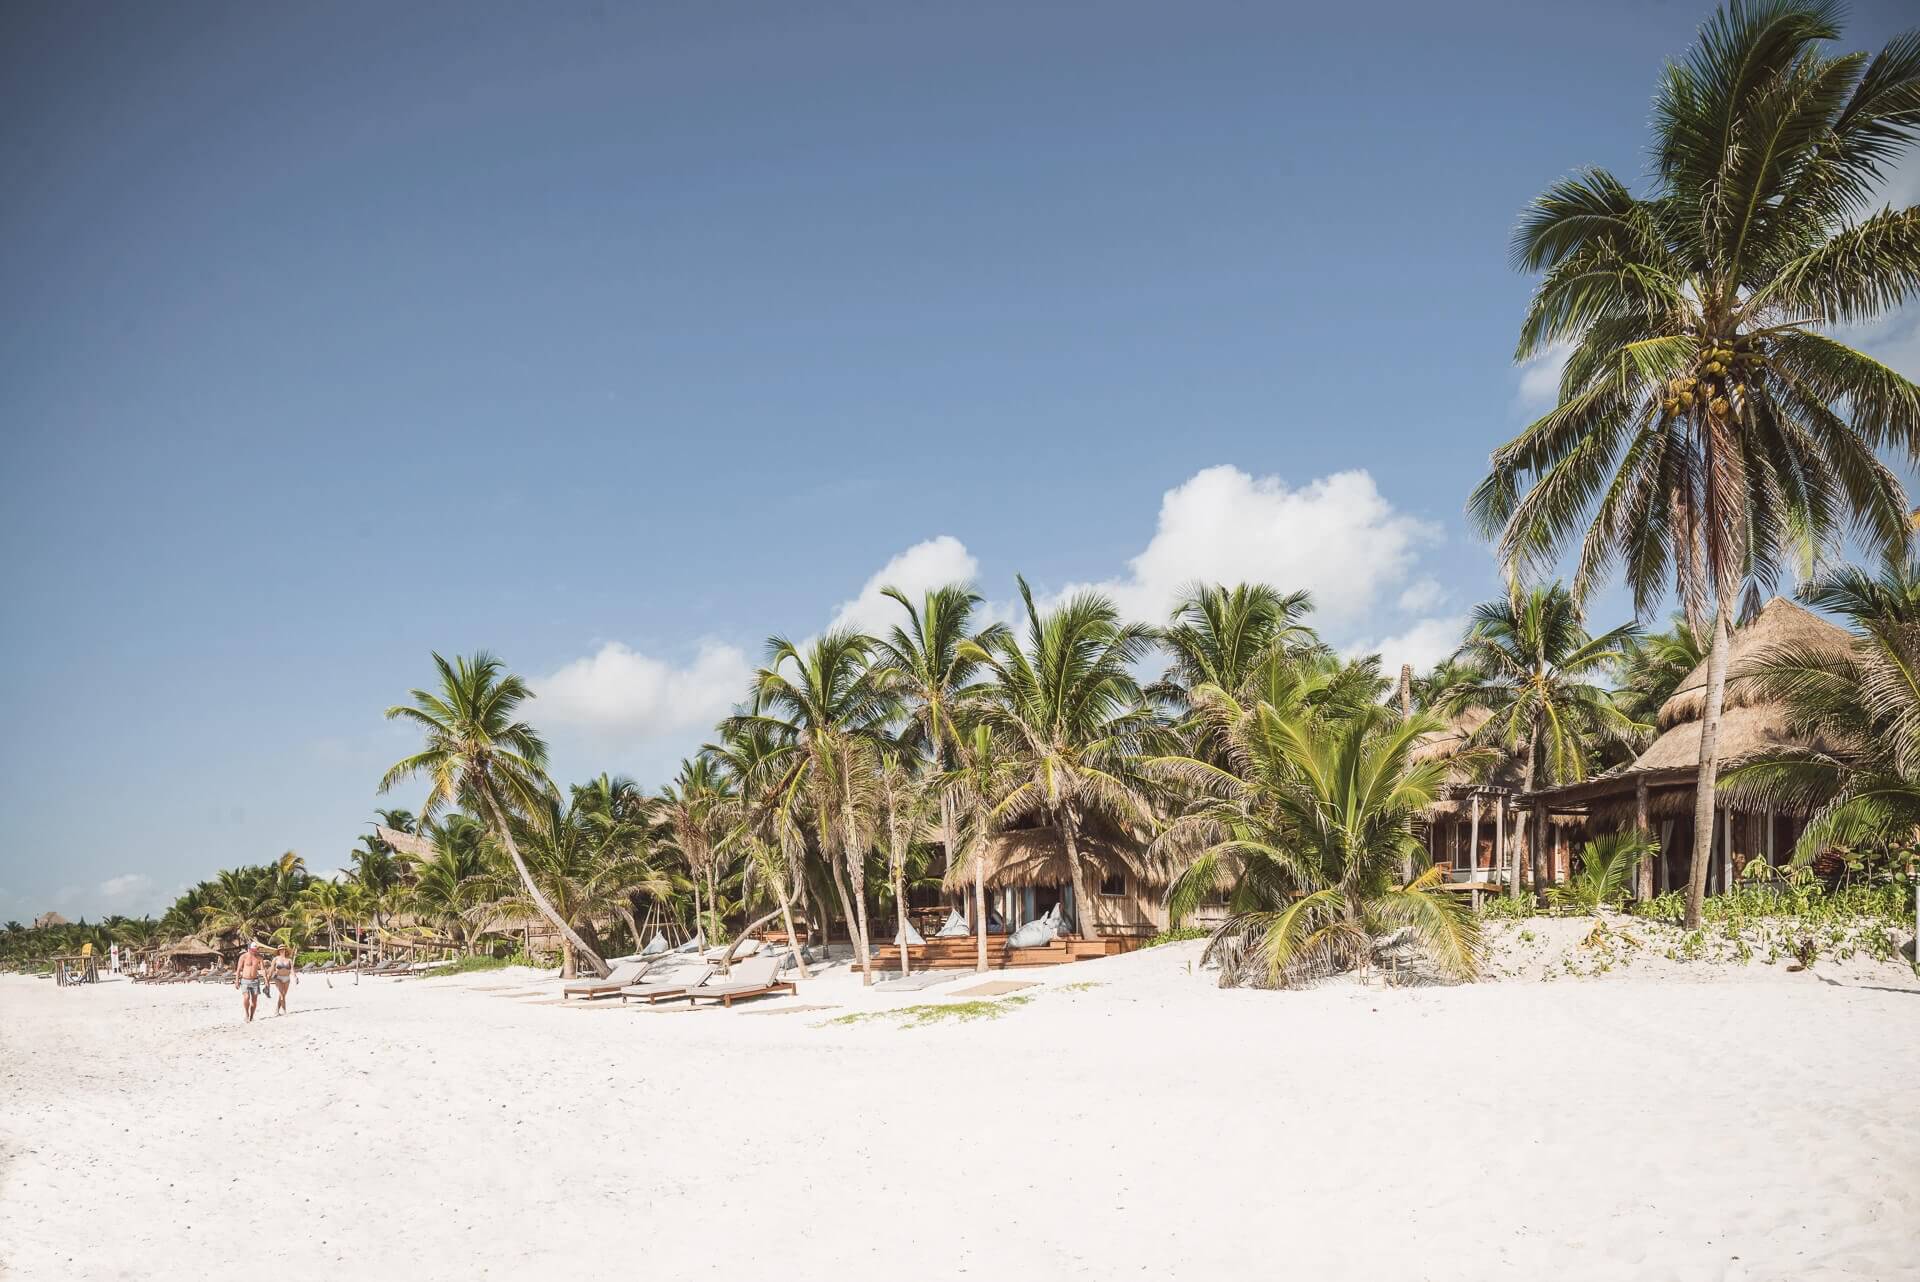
left=4, top=941, right=1917, bottom=1280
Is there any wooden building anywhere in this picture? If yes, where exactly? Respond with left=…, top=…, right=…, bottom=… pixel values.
left=1526, top=597, right=1851, bottom=893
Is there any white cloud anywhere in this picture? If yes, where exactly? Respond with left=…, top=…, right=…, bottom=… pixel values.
left=1397, top=577, right=1446, bottom=613
left=532, top=641, right=752, bottom=740
left=826, top=535, right=979, bottom=635
left=94, top=873, right=154, bottom=913
left=1064, top=465, right=1439, bottom=631
left=1512, top=340, right=1574, bottom=412
left=1352, top=614, right=1468, bottom=678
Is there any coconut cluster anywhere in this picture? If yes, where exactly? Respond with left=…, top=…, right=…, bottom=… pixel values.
left=1660, top=339, right=1759, bottom=419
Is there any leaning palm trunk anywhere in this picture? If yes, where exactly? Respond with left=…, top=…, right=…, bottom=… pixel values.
left=892, top=861, right=910, bottom=980
left=1685, top=605, right=1734, bottom=929
left=479, top=788, right=607, bottom=977
left=826, top=857, right=858, bottom=965
left=773, top=872, right=811, bottom=980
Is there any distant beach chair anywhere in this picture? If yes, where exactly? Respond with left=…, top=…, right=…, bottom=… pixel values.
left=561, top=958, right=654, bottom=1001
left=684, top=955, right=796, bottom=1008
left=619, top=962, right=715, bottom=1005
left=703, top=937, right=762, bottom=963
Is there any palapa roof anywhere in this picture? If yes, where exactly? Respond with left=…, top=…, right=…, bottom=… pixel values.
left=1656, top=597, right=1851, bottom=729
left=164, top=936, right=221, bottom=957
left=1529, top=597, right=1852, bottom=816
left=943, top=819, right=1161, bottom=893
left=375, top=825, right=436, bottom=859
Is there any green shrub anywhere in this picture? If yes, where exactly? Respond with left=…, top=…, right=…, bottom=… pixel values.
left=1478, top=894, right=1536, bottom=920
left=1139, top=926, right=1211, bottom=948
left=295, top=950, right=337, bottom=966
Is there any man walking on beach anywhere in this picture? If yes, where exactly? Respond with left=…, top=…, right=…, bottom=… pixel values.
left=234, top=942, right=266, bottom=1023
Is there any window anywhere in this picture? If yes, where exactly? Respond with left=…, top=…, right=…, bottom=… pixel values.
left=1098, top=872, right=1126, bottom=897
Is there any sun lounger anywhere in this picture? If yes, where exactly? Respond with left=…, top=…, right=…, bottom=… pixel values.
left=685, top=956, right=796, bottom=1008
left=619, top=963, right=715, bottom=1005
left=561, top=958, right=654, bottom=1000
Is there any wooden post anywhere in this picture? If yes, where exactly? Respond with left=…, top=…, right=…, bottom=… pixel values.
left=1531, top=802, right=1547, bottom=902
left=1635, top=775, right=1651, bottom=901
left=1495, top=798, right=1507, bottom=890
left=1767, top=807, right=1777, bottom=866
left=1728, top=809, right=1743, bottom=890
left=1468, top=795, right=1481, bottom=884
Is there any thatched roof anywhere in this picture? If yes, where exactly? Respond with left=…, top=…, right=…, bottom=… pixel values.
left=376, top=825, right=436, bottom=859
left=943, top=821, right=1159, bottom=893
left=1656, top=597, right=1851, bottom=730
left=1410, top=708, right=1490, bottom=768
left=164, top=937, right=220, bottom=957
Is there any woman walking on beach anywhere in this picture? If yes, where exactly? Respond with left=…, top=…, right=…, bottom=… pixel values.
left=270, top=945, right=294, bottom=1016
left=234, top=942, right=265, bottom=1023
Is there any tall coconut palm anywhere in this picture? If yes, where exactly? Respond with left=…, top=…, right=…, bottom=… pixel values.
left=870, top=583, right=1005, bottom=943
left=406, top=815, right=491, bottom=953
left=1156, top=693, right=1484, bottom=987
left=1445, top=585, right=1645, bottom=897
left=964, top=579, right=1159, bottom=941
left=1471, top=0, right=1920, bottom=926
left=1150, top=582, right=1318, bottom=712
left=725, top=628, right=898, bottom=983
left=381, top=652, right=608, bottom=976
left=199, top=867, right=284, bottom=949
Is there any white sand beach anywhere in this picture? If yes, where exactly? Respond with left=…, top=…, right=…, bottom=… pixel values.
left=5, top=940, right=1918, bottom=1281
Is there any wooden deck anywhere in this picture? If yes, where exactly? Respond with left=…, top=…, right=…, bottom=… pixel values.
left=859, top=934, right=1141, bottom=970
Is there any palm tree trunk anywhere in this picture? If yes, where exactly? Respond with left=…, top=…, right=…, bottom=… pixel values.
left=974, top=836, right=990, bottom=974
left=707, top=867, right=719, bottom=942
left=847, top=845, right=875, bottom=986
left=1060, top=803, right=1096, bottom=941
left=1522, top=721, right=1543, bottom=903
left=773, top=865, right=811, bottom=979
left=827, top=857, right=857, bottom=962
left=479, top=788, right=609, bottom=977
left=616, top=904, right=642, bottom=957
left=893, top=858, right=911, bottom=980
left=1686, top=604, right=1734, bottom=930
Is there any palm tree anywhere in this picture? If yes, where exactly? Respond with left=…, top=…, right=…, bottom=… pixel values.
left=477, top=793, right=667, bottom=978
left=1445, top=585, right=1644, bottom=898
left=870, top=583, right=1005, bottom=942
left=873, top=748, right=937, bottom=979
left=655, top=756, right=732, bottom=944
left=1471, top=0, right=1920, bottom=927
left=406, top=814, right=492, bottom=953
left=965, top=579, right=1158, bottom=941
left=725, top=628, right=898, bottom=983
left=1611, top=615, right=1710, bottom=724
left=707, top=726, right=813, bottom=978
left=199, top=866, right=284, bottom=949
left=1150, top=582, right=1318, bottom=712
left=941, top=723, right=1019, bottom=971
left=297, top=880, right=361, bottom=961
left=373, top=808, right=418, bottom=834
left=1156, top=692, right=1483, bottom=987
left=381, top=651, right=608, bottom=976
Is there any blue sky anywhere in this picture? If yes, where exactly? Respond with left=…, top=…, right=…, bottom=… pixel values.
left=4, top=0, right=1917, bottom=922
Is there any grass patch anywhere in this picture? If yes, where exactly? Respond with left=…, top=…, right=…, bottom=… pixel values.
left=825, top=994, right=1035, bottom=1028
left=1139, top=927, right=1210, bottom=948
left=1056, top=980, right=1102, bottom=992
left=420, top=954, right=521, bottom=978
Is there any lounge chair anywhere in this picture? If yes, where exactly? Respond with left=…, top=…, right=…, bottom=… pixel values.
left=685, top=955, right=796, bottom=1008
left=703, top=938, right=761, bottom=963
left=619, top=963, right=715, bottom=1005
left=561, top=958, right=654, bottom=1001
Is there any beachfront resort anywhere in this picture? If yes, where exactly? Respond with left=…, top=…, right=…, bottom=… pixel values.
left=6, top=2, right=1920, bottom=1278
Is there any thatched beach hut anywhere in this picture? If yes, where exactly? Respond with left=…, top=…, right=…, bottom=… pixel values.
left=163, top=936, right=222, bottom=971
left=1526, top=597, right=1851, bottom=895
left=941, top=816, right=1180, bottom=941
